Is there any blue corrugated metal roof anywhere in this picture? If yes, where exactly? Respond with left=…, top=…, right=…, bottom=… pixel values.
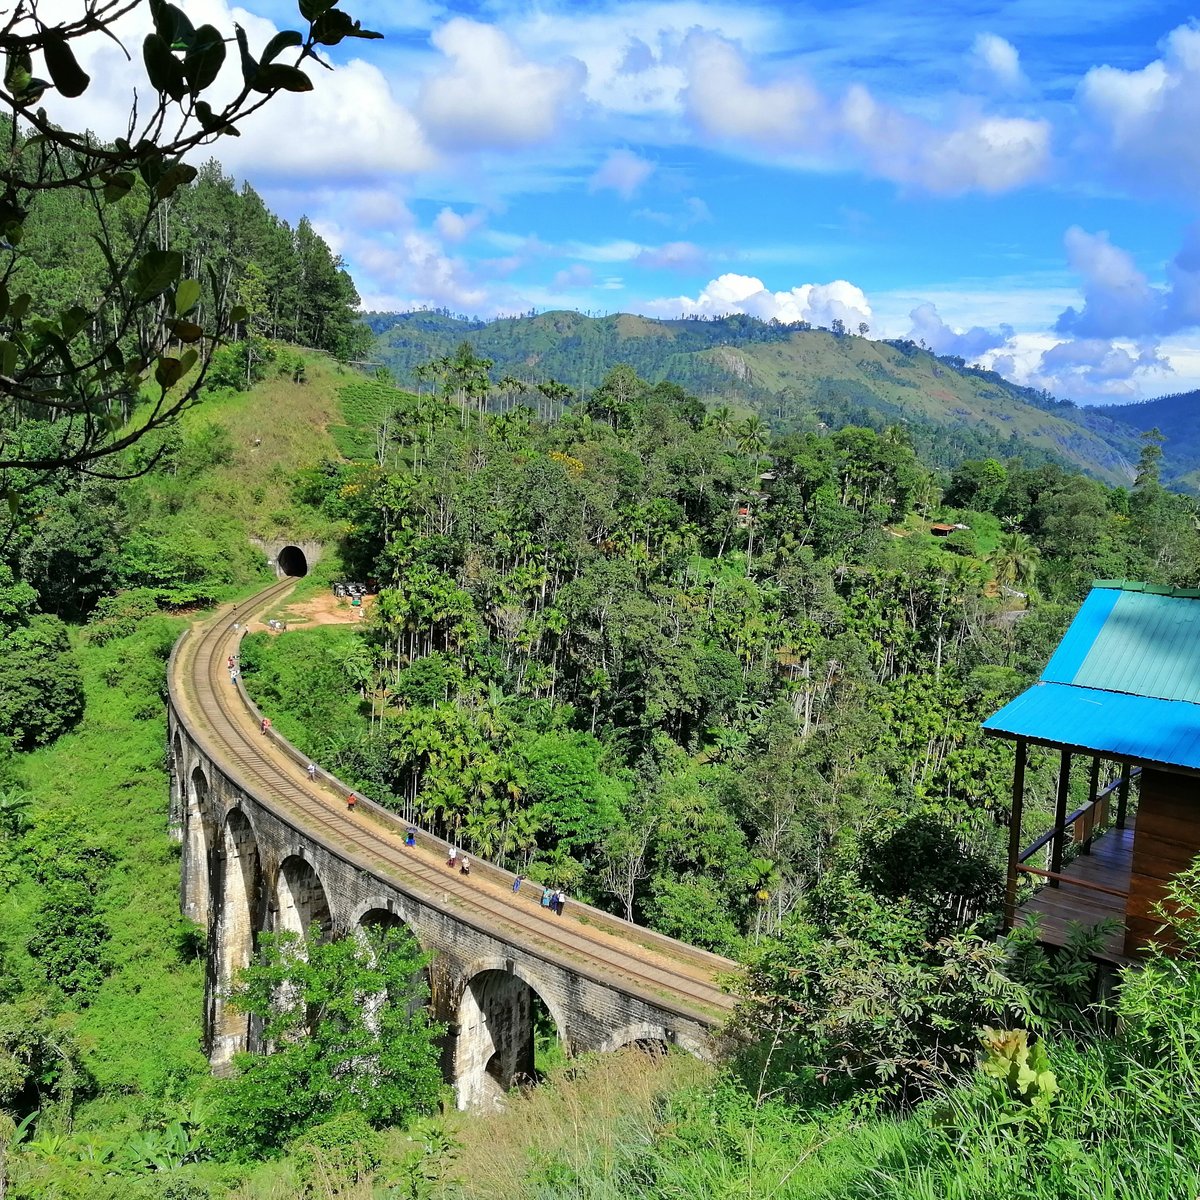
left=983, top=583, right=1200, bottom=766
left=982, top=681, right=1200, bottom=769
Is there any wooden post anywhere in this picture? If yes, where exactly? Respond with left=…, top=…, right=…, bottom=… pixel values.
left=1004, top=739, right=1027, bottom=928
left=1083, top=756, right=1101, bottom=854
left=1116, top=762, right=1131, bottom=829
left=1050, top=749, right=1071, bottom=885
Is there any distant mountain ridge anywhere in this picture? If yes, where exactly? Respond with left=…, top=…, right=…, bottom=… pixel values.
left=367, top=309, right=1160, bottom=487
left=1096, top=390, right=1200, bottom=491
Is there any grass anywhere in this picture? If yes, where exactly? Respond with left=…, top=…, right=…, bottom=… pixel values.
left=21, top=616, right=208, bottom=1100
left=436, top=1048, right=714, bottom=1199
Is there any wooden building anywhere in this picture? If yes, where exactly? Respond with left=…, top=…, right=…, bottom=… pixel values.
left=983, top=581, right=1200, bottom=962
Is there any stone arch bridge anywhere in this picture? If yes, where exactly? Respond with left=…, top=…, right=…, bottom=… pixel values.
left=167, top=581, right=737, bottom=1109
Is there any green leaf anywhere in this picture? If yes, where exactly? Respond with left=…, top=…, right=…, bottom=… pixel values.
left=155, top=355, right=186, bottom=388
left=262, top=30, right=303, bottom=65
left=234, top=24, right=258, bottom=88
left=142, top=33, right=186, bottom=102
left=4, top=49, right=32, bottom=96
left=311, top=9, right=354, bottom=44
left=100, top=171, right=136, bottom=203
left=0, top=340, right=17, bottom=377
left=299, top=0, right=337, bottom=19
left=175, top=278, right=201, bottom=316
left=60, top=306, right=91, bottom=339
left=253, top=63, right=312, bottom=93
left=194, top=100, right=239, bottom=137
left=183, top=25, right=226, bottom=93
left=150, top=0, right=196, bottom=51
left=16, top=79, right=50, bottom=105
left=166, top=318, right=204, bottom=343
left=155, top=161, right=198, bottom=199
left=309, top=8, right=385, bottom=44
left=130, top=249, right=184, bottom=301
left=228, top=304, right=248, bottom=325
left=42, top=33, right=90, bottom=98
left=9, top=294, right=30, bottom=321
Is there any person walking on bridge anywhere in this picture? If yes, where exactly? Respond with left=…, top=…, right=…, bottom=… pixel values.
left=447, top=846, right=457, bottom=869
left=346, top=793, right=358, bottom=812
left=555, top=890, right=567, bottom=917
left=260, top=717, right=271, bottom=735
left=306, top=762, right=317, bottom=782
left=460, top=856, right=471, bottom=877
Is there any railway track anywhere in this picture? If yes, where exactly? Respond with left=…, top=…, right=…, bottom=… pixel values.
left=171, top=581, right=739, bottom=1026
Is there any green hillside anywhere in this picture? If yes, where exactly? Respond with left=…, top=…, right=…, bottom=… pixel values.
left=367, top=310, right=1140, bottom=485
left=1096, top=388, right=1200, bottom=489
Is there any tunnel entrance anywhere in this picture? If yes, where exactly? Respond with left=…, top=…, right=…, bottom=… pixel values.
left=277, top=545, right=308, bottom=577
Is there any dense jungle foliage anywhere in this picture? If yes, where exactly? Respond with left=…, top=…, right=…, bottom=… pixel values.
left=365, top=309, right=1146, bottom=484
left=4, top=313, right=1200, bottom=1197
left=245, top=363, right=1197, bottom=956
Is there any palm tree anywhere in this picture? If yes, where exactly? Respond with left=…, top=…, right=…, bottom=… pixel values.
left=707, top=405, right=736, bottom=445
left=0, top=787, right=32, bottom=839
left=988, top=532, right=1040, bottom=598
left=735, top=415, right=770, bottom=471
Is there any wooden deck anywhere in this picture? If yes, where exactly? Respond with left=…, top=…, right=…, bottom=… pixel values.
left=1015, top=817, right=1135, bottom=964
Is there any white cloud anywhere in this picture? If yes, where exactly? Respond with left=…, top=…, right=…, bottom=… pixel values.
left=682, top=32, right=825, bottom=145
left=589, top=149, right=656, bottom=199
left=681, top=32, right=1049, bottom=195
left=635, top=196, right=712, bottom=227
left=35, top=0, right=433, bottom=181
left=635, top=241, right=707, bottom=271
left=565, top=239, right=646, bottom=263
left=843, top=85, right=1050, bottom=194
left=970, top=33, right=1025, bottom=90
left=552, top=264, right=596, bottom=290
left=641, top=273, right=872, bottom=327
left=907, top=302, right=1014, bottom=357
left=418, top=18, right=586, bottom=150
left=1054, top=224, right=1200, bottom=339
left=1036, top=337, right=1170, bottom=400
left=1078, top=24, right=1200, bottom=196
left=434, top=207, right=488, bottom=243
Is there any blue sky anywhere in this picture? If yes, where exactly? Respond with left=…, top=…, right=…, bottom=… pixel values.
left=48, top=0, right=1200, bottom=404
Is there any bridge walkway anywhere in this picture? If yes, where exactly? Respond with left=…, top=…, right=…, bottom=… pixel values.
left=171, top=580, right=738, bottom=1026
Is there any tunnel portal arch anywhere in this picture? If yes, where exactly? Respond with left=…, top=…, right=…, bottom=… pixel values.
left=276, top=545, right=308, bottom=577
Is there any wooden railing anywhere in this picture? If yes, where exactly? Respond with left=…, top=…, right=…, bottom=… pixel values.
left=1004, top=745, right=1139, bottom=927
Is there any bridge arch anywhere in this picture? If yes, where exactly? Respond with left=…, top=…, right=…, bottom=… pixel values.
left=454, top=955, right=569, bottom=1111
left=209, top=808, right=263, bottom=1068
left=598, top=1021, right=672, bottom=1055
left=183, top=764, right=215, bottom=927
left=346, top=896, right=424, bottom=946
left=169, top=729, right=186, bottom=836
left=273, top=854, right=332, bottom=941
left=352, top=903, right=431, bottom=1029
